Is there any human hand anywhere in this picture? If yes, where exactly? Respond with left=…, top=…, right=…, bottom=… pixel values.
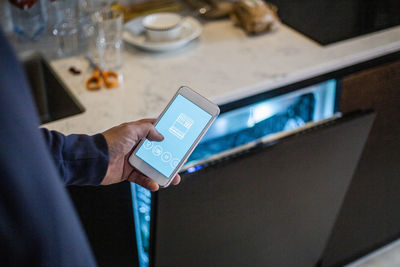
left=101, top=119, right=181, bottom=191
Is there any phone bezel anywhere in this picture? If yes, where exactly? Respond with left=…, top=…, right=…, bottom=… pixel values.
left=128, top=86, right=220, bottom=187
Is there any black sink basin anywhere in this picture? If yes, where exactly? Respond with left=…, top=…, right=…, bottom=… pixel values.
left=22, top=53, right=84, bottom=124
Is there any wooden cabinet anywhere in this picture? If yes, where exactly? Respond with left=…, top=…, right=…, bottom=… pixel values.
left=322, top=60, right=400, bottom=266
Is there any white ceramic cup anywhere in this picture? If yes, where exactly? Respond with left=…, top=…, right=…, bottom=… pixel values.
left=142, top=13, right=182, bottom=42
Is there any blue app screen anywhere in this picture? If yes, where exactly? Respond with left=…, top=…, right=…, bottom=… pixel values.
left=136, top=94, right=213, bottom=178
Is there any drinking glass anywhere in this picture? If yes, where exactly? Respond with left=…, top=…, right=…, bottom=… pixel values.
left=9, top=0, right=47, bottom=40
left=89, top=9, right=123, bottom=71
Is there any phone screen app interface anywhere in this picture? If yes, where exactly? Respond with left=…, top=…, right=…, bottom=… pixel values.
left=136, top=94, right=213, bottom=178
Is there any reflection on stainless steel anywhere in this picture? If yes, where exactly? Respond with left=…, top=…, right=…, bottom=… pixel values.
left=131, top=183, right=152, bottom=267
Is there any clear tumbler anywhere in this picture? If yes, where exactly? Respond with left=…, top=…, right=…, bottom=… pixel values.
left=89, top=9, right=123, bottom=71
left=9, top=0, right=47, bottom=40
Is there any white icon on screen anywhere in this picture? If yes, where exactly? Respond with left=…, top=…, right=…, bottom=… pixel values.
left=169, top=113, right=194, bottom=140
left=161, top=152, right=172, bottom=162
left=143, top=140, right=153, bottom=150
left=152, top=145, right=163, bottom=156
left=170, top=158, right=180, bottom=168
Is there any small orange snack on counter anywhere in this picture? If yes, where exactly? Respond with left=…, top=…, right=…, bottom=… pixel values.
left=231, top=0, right=280, bottom=35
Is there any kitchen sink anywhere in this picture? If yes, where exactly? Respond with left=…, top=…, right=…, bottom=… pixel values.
left=22, top=53, right=84, bottom=124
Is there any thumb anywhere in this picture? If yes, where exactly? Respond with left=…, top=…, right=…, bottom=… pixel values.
left=140, top=122, right=164, bottom=142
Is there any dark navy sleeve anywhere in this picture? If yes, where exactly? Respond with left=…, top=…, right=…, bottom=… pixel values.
left=0, top=30, right=98, bottom=266
left=41, top=129, right=109, bottom=186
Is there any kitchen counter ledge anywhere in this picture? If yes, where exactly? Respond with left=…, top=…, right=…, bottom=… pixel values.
left=43, top=20, right=400, bottom=134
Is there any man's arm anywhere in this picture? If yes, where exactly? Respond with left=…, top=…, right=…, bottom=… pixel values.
left=41, top=122, right=181, bottom=190
left=40, top=129, right=109, bottom=186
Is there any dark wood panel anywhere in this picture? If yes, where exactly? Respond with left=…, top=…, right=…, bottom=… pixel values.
left=321, top=60, right=400, bottom=266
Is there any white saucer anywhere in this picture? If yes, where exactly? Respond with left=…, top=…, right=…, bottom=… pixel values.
left=123, top=16, right=202, bottom=52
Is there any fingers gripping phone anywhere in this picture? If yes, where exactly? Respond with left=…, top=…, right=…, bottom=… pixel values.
left=129, top=86, right=220, bottom=187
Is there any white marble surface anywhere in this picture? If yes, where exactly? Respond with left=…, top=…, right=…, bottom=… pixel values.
left=43, top=20, right=400, bottom=134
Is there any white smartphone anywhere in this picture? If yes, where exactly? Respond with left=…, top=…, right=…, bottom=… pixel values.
left=129, top=86, right=220, bottom=187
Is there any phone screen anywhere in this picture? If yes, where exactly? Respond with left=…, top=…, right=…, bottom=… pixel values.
left=136, top=94, right=213, bottom=178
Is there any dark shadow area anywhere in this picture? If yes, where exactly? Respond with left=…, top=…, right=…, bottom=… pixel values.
left=269, top=0, right=400, bottom=45
left=67, top=182, right=139, bottom=267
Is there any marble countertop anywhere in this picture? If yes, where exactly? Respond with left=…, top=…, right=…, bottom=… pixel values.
left=43, top=20, right=400, bottom=134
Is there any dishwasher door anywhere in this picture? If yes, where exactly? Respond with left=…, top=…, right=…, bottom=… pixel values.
left=131, top=78, right=339, bottom=267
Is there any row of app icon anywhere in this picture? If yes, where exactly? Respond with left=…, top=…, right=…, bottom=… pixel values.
left=143, top=140, right=179, bottom=168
